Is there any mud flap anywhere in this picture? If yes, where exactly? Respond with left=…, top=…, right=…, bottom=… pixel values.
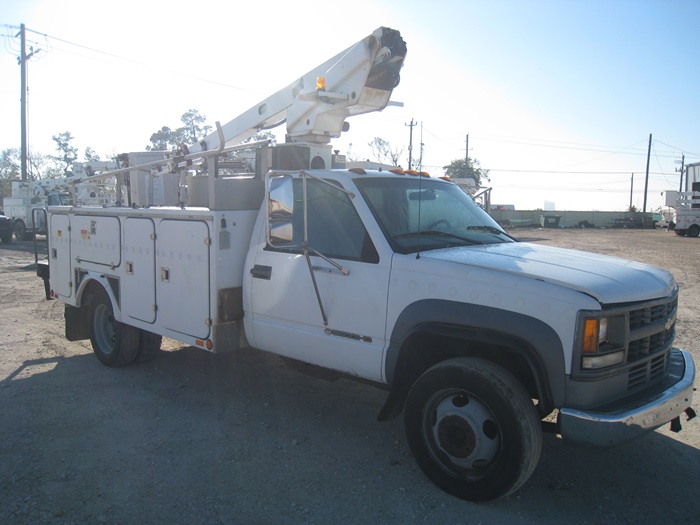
left=65, top=304, right=91, bottom=341
left=37, top=261, right=51, bottom=300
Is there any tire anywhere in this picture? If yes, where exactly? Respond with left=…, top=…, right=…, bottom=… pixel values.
left=404, top=357, right=542, bottom=502
left=14, top=220, right=26, bottom=242
left=688, top=224, right=700, bottom=238
left=0, top=229, right=12, bottom=244
left=88, top=287, right=140, bottom=366
left=137, top=330, right=162, bottom=362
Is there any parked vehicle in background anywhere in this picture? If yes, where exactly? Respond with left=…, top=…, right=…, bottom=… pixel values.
left=0, top=210, right=14, bottom=244
left=668, top=161, right=700, bottom=237
left=2, top=161, right=119, bottom=241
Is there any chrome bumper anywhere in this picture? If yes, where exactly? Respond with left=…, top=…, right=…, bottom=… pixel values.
left=558, top=348, right=695, bottom=446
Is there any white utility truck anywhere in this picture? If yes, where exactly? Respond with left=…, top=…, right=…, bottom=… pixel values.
left=3, top=161, right=119, bottom=240
left=3, top=179, right=71, bottom=240
left=667, top=161, right=700, bottom=237
left=37, top=27, right=695, bottom=502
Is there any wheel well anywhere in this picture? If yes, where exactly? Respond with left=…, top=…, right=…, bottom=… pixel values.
left=378, top=326, right=552, bottom=422
left=75, top=272, right=120, bottom=309
left=78, top=278, right=106, bottom=307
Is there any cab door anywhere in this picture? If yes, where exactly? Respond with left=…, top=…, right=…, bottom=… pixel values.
left=247, top=176, right=390, bottom=382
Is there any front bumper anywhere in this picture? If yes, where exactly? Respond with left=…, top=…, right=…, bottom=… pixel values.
left=558, top=348, right=695, bottom=446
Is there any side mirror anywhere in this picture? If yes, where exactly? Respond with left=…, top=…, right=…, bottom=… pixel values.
left=266, top=174, right=295, bottom=247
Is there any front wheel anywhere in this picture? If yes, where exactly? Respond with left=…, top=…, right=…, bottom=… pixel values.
left=688, top=224, right=700, bottom=238
left=88, top=287, right=140, bottom=366
left=404, top=357, right=542, bottom=502
left=14, top=220, right=26, bottom=242
left=0, top=228, right=12, bottom=244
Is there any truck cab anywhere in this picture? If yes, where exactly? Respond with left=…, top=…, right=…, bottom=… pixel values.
left=240, top=167, right=694, bottom=499
left=47, top=191, right=72, bottom=206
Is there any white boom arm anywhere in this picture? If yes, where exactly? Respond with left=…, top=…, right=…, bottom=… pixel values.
left=73, top=27, right=406, bottom=194
left=187, top=26, right=406, bottom=154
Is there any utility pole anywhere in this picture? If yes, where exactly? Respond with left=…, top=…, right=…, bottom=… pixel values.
left=17, top=24, right=40, bottom=181
left=405, top=118, right=416, bottom=170
left=629, top=173, right=634, bottom=210
left=642, top=133, right=652, bottom=216
left=678, top=154, right=685, bottom=193
left=418, top=122, right=424, bottom=171
left=465, top=133, right=469, bottom=177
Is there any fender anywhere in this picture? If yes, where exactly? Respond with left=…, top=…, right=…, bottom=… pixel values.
left=379, top=299, right=567, bottom=420
left=65, top=271, right=121, bottom=342
left=74, top=270, right=122, bottom=317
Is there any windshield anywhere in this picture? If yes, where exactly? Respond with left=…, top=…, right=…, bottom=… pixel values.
left=355, top=177, right=513, bottom=253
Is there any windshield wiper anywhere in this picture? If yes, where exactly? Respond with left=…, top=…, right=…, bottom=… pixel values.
left=394, top=230, right=477, bottom=245
left=466, top=225, right=507, bottom=235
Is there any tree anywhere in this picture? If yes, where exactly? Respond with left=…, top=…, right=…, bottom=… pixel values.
left=1, top=137, right=105, bottom=186
left=1, top=147, right=51, bottom=182
left=51, top=131, right=78, bottom=175
left=443, top=157, right=489, bottom=187
left=147, top=126, right=174, bottom=151
left=0, top=148, right=20, bottom=201
left=368, top=137, right=403, bottom=166
left=178, top=109, right=212, bottom=145
left=146, top=109, right=212, bottom=151
left=0, top=148, right=20, bottom=181
left=84, top=147, right=101, bottom=163
left=28, top=151, right=56, bottom=180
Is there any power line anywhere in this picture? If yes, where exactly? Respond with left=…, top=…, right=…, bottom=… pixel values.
left=8, top=25, right=263, bottom=96
left=418, top=127, right=697, bottom=161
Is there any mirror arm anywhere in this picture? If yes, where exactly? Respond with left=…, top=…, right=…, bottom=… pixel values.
left=302, top=244, right=329, bottom=326
left=306, top=246, right=350, bottom=276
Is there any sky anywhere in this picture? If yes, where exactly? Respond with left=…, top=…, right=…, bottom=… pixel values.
left=1, top=0, right=699, bottom=212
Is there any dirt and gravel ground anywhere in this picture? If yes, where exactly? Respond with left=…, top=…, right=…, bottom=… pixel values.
left=1, top=228, right=698, bottom=524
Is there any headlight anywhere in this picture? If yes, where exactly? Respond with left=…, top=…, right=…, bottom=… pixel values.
left=582, top=352, right=625, bottom=369
left=580, top=315, right=626, bottom=370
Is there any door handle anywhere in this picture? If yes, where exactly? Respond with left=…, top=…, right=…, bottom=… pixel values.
left=250, top=265, right=272, bottom=280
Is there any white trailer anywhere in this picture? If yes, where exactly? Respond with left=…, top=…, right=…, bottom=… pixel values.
left=38, top=27, right=695, bottom=502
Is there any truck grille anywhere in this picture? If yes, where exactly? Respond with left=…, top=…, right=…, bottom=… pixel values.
left=625, top=296, right=677, bottom=390
left=627, top=351, right=671, bottom=389
left=628, top=297, right=677, bottom=332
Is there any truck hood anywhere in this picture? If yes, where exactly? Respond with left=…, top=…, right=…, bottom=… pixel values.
left=422, top=242, right=676, bottom=305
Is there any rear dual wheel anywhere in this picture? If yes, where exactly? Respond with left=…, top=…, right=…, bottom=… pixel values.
left=88, top=287, right=161, bottom=366
left=404, top=357, right=542, bottom=502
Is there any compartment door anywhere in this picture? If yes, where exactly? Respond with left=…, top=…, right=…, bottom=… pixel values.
left=50, top=213, right=72, bottom=299
left=123, top=218, right=157, bottom=323
left=157, top=219, right=211, bottom=339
